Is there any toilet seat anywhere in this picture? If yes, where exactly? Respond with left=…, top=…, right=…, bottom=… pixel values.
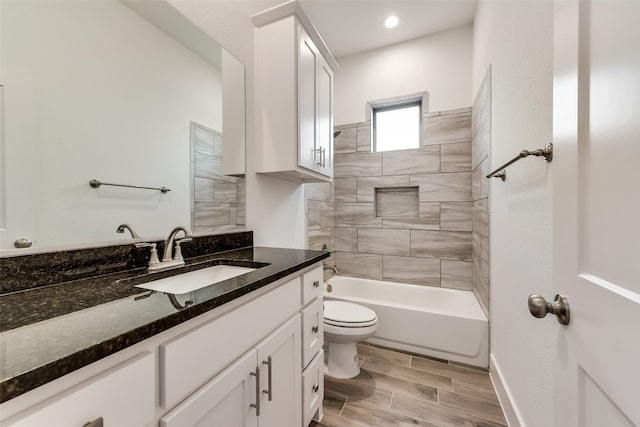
left=323, top=301, right=377, bottom=328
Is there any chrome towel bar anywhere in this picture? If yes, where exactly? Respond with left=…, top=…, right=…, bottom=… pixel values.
left=486, top=143, right=553, bottom=181
left=89, top=179, right=170, bottom=193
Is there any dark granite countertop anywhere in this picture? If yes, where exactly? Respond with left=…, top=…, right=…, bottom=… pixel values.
left=0, top=246, right=329, bottom=403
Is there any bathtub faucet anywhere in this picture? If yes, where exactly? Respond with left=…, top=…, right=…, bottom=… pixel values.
left=323, top=264, right=340, bottom=274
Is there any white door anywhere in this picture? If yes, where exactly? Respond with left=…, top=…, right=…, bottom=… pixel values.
left=552, top=0, right=640, bottom=425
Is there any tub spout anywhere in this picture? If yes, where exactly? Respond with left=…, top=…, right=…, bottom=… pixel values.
left=323, top=264, right=340, bottom=275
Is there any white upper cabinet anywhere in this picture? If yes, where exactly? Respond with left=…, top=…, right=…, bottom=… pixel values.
left=253, top=1, right=338, bottom=183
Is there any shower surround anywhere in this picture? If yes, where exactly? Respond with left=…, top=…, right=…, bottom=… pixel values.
left=307, top=106, right=478, bottom=293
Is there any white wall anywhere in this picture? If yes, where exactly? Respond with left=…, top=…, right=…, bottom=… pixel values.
left=472, top=1, right=554, bottom=425
left=1, top=1, right=221, bottom=248
left=170, top=1, right=308, bottom=249
left=335, top=25, right=473, bottom=125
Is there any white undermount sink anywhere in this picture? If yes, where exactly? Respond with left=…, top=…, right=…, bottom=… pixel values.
left=135, top=265, right=256, bottom=294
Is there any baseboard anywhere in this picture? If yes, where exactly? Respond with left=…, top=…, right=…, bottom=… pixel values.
left=489, top=353, right=525, bottom=427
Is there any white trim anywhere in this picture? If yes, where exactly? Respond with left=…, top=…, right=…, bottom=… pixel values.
left=490, top=353, right=525, bottom=427
left=251, top=0, right=338, bottom=71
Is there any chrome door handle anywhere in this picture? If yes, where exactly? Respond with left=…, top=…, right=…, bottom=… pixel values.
left=528, top=294, right=570, bottom=325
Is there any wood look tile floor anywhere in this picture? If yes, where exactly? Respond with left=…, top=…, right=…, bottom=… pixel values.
left=311, top=344, right=507, bottom=427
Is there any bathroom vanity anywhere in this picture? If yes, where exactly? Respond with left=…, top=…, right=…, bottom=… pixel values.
left=0, top=236, right=328, bottom=427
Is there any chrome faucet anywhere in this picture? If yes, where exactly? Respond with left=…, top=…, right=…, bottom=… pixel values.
left=116, top=223, right=140, bottom=238
left=148, top=226, right=193, bottom=272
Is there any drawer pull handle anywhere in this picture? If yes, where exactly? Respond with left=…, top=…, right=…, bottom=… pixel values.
left=262, top=356, right=273, bottom=401
left=83, top=418, right=104, bottom=427
left=312, top=384, right=319, bottom=393
left=312, top=325, right=319, bottom=333
left=313, top=280, right=320, bottom=288
left=250, top=365, right=261, bottom=416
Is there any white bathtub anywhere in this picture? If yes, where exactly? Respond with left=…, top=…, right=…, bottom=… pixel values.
left=324, top=276, right=489, bottom=368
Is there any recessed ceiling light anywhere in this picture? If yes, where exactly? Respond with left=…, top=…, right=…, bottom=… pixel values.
left=384, top=15, right=399, bottom=29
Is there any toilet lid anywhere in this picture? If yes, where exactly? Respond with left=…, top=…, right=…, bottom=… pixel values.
left=323, top=300, right=377, bottom=326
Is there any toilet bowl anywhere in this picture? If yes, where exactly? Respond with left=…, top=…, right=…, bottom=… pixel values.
left=323, top=300, right=378, bottom=378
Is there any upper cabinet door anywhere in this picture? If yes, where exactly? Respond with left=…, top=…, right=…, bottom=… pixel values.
left=297, top=27, right=317, bottom=172
left=316, top=57, right=333, bottom=175
left=253, top=4, right=337, bottom=183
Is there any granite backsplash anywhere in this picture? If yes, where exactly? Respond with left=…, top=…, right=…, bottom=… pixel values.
left=0, top=231, right=252, bottom=295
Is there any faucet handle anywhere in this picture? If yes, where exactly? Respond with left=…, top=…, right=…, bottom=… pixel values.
left=148, top=243, right=160, bottom=267
left=173, top=240, right=185, bottom=261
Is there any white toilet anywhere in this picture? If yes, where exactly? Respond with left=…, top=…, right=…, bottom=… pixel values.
left=323, top=300, right=378, bottom=378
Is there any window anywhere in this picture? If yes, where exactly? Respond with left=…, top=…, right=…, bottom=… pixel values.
left=373, top=101, right=421, bottom=152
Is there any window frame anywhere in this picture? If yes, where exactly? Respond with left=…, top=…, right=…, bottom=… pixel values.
left=367, top=92, right=428, bottom=153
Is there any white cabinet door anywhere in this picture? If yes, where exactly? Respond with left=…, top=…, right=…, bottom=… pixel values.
left=161, top=349, right=259, bottom=427
left=297, top=26, right=317, bottom=172
left=255, top=315, right=302, bottom=427
left=315, top=56, right=333, bottom=175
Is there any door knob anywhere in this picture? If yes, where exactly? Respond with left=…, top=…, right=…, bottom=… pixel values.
left=528, top=294, right=570, bottom=325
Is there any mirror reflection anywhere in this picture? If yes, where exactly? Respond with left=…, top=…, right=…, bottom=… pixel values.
left=0, top=0, right=245, bottom=252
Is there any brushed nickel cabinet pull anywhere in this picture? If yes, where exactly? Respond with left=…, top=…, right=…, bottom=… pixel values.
left=262, top=356, right=273, bottom=401
left=250, top=365, right=261, bottom=416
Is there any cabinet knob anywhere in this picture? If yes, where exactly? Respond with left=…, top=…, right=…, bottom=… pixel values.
left=312, top=325, right=319, bottom=333
left=313, top=280, right=320, bottom=288
left=312, top=384, right=319, bottom=393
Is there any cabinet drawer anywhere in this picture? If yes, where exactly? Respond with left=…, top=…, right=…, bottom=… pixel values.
left=302, top=350, right=324, bottom=427
left=4, top=352, right=155, bottom=427
left=301, top=266, right=323, bottom=306
left=301, top=297, right=324, bottom=368
left=161, top=277, right=301, bottom=408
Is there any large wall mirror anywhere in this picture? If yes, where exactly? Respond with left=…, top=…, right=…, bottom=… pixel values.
left=0, top=0, right=246, bottom=252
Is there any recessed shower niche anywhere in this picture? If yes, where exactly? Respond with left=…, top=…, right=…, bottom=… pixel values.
left=374, top=186, right=419, bottom=218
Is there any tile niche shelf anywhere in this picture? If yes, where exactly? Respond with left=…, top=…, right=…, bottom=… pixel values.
left=375, top=186, right=420, bottom=218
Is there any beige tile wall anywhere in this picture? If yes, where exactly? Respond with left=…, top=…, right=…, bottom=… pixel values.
left=191, top=126, right=246, bottom=233
left=472, top=68, right=492, bottom=318
left=306, top=107, right=476, bottom=290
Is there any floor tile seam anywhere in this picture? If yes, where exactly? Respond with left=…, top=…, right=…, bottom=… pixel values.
left=386, top=404, right=445, bottom=427
left=389, top=395, right=506, bottom=427
left=338, top=395, right=348, bottom=416
left=356, top=347, right=412, bottom=365
left=411, top=356, right=489, bottom=375
left=435, top=397, right=508, bottom=426
left=359, top=362, right=454, bottom=392
left=444, top=385, right=503, bottom=407
left=408, top=362, right=491, bottom=387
